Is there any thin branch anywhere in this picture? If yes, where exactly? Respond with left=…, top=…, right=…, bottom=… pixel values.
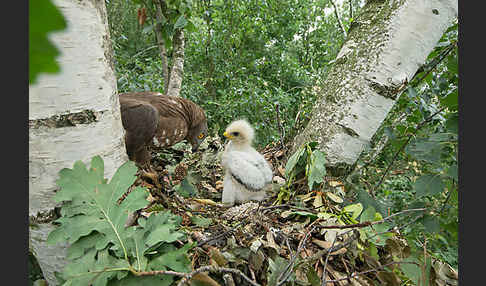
left=348, top=0, right=353, bottom=19
left=321, top=231, right=339, bottom=286
left=176, top=266, right=261, bottom=286
left=277, top=224, right=317, bottom=286
left=304, top=229, right=358, bottom=264
left=372, top=106, right=447, bottom=194
left=329, top=0, right=347, bottom=37
left=323, top=261, right=419, bottom=283
left=412, top=42, right=457, bottom=87
left=439, top=178, right=455, bottom=214
left=275, top=103, right=286, bottom=150
left=317, top=208, right=426, bottom=230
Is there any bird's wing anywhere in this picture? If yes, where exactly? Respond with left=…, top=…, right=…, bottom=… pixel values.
left=253, top=151, right=273, bottom=184
left=119, top=97, right=159, bottom=155
left=154, top=117, right=188, bottom=147
left=223, top=150, right=272, bottom=192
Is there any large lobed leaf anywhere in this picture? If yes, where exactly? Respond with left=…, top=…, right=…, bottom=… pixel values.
left=48, top=156, right=147, bottom=252
left=47, top=156, right=194, bottom=285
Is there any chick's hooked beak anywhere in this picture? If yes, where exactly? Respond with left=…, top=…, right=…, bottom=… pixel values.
left=223, top=131, right=233, bottom=139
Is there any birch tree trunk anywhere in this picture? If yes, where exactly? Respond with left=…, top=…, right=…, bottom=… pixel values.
left=154, top=1, right=170, bottom=94
left=166, top=28, right=185, bottom=97
left=292, top=0, right=458, bottom=176
left=29, top=0, right=128, bottom=284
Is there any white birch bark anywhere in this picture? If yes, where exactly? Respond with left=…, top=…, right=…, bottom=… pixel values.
left=166, top=29, right=185, bottom=97
left=292, top=0, right=458, bottom=176
left=29, top=0, right=128, bottom=284
left=154, top=2, right=170, bottom=94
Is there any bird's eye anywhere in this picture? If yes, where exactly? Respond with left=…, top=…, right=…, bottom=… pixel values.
left=198, top=133, right=204, bottom=139
left=232, top=132, right=239, bottom=136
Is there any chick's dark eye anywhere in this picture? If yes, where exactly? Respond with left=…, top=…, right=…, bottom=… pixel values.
left=232, top=132, right=239, bottom=136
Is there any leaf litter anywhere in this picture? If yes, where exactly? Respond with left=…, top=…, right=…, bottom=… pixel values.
left=50, top=135, right=458, bottom=286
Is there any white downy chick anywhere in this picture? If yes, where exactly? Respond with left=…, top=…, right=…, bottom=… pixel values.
left=221, top=120, right=273, bottom=206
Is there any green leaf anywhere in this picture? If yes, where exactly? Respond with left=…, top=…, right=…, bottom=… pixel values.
left=142, top=24, right=155, bottom=34
left=356, top=189, right=387, bottom=216
left=146, top=224, right=185, bottom=246
left=446, top=164, right=458, bottom=181
left=307, top=150, right=326, bottom=190
left=285, top=145, right=306, bottom=178
left=305, top=266, right=321, bottom=286
left=414, top=174, right=445, bottom=197
left=405, top=138, right=443, bottom=164
left=108, top=274, right=173, bottom=286
left=445, top=112, right=458, bottom=134
left=400, top=257, right=421, bottom=286
left=267, top=256, right=293, bottom=286
left=421, top=215, right=440, bottom=234
left=174, top=15, right=188, bottom=29
left=149, top=243, right=194, bottom=273
left=191, top=215, right=213, bottom=227
left=29, top=0, right=67, bottom=84
left=47, top=157, right=148, bottom=282
left=343, top=203, right=363, bottom=220
left=60, top=249, right=130, bottom=285
left=66, top=232, right=106, bottom=260
left=446, top=54, right=458, bottom=75
left=360, top=206, right=376, bottom=223
left=440, top=89, right=458, bottom=110
left=174, top=178, right=198, bottom=198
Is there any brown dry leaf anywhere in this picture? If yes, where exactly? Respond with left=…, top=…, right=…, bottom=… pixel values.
left=363, top=253, right=381, bottom=270
left=326, top=192, right=343, bottom=204
left=313, top=193, right=324, bottom=208
left=295, top=268, right=308, bottom=283
left=190, top=273, right=222, bottom=286
left=209, top=246, right=228, bottom=267
left=376, top=271, right=400, bottom=286
left=328, top=180, right=343, bottom=187
left=201, top=181, right=217, bottom=193
left=192, top=198, right=223, bottom=207
left=312, top=239, right=347, bottom=255
left=181, top=213, right=192, bottom=226
left=146, top=193, right=156, bottom=203
left=433, top=259, right=458, bottom=285
left=264, top=231, right=280, bottom=253
left=277, top=165, right=286, bottom=176
left=215, top=180, right=224, bottom=190
left=275, top=149, right=285, bottom=158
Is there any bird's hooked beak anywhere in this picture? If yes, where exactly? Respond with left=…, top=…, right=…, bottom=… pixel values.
left=223, top=131, right=233, bottom=139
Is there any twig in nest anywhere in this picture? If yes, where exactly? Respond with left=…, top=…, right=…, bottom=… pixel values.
left=176, top=265, right=261, bottom=286
left=276, top=224, right=318, bottom=286
left=323, top=261, right=419, bottom=284
left=305, top=229, right=358, bottom=264
left=275, top=102, right=286, bottom=150
left=321, top=232, right=339, bottom=286
left=317, top=208, right=426, bottom=230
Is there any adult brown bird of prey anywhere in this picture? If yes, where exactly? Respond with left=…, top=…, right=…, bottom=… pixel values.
left=221, top=120, right=273, bottom=206
left=119, top=91, right=208, bottom=185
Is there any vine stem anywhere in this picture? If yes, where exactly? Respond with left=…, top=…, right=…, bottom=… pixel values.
left=371, top=106, right=447, bottom=195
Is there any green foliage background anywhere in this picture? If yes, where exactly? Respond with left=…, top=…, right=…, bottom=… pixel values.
left=30, top=0, right=458, bottom=284
left=106, top=0, right=458, bottom=272
left=107, top=0, right=353, bottom=146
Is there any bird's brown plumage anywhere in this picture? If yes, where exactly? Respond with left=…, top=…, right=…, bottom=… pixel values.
left=119, top=91, right=208, bottom=166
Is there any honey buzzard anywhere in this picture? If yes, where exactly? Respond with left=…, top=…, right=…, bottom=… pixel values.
left=119, top=91, right=208, bottom=185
